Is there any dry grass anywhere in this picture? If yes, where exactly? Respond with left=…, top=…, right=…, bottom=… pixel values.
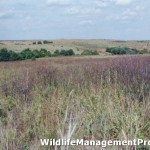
left=0, top=55, right=150, bottom=150
left=0, top=39, right=150, bottom=54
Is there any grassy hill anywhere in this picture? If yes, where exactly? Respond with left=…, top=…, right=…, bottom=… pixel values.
left=0, top=39, right=150, bottom=55
left=0, top=39, right=150, bottom=149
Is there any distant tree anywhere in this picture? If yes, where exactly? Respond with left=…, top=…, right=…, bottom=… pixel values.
left=33, top=42, right=36, bottom=44
left=81, top=49, right=99, bottom=55
left=9, top=50, right=21, bottom=61
left=40, top=48, right=48, bottom=57
left=20, top=48, right=34, bottom=59
left=33, top=49, right=41, bottom=58
left=67, top=49, right=75, bottom=56
left=53, top=50, right=60, bottom=56
left=37, top=41, right=42, bottom=44
left=47, top=51, right=52, bottom=57
left=105, top=47, right=149, bottom=55
left=53, top=49, right=75, bottom=56
left=60, top=50, right=67, bottom=56
left=43, top=40, right=53, bottom=44
left=0, top=48, right=10, bottom=61
left=59, top=49, right=75, bottom=56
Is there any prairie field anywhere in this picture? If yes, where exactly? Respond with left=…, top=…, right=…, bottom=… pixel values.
left=0, top=54, right=150, bottom=150
left=0, top=39, right=150, bottom=54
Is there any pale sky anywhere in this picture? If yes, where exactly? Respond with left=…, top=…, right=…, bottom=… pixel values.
left=0, top=0, right=150, bottom=40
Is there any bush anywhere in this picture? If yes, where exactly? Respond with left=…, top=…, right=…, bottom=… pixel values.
left=38, top=48, right=50, bottom=57
left=43, top=40, right=53, bottom=44
left=53, top=49, right=75, bottom=56
left=37, top=41, right=42, bottom=44
left=81, top=49, right=99, bottom=55
left=0, top=48, right=74, bottom=62
left=0, top=48, right=42, bottom=61
left=33, top=42, right=36, bottom=45
left=39, top=48, right=48, bottom=57
left=139, top=49, right=149, bottom=54
left=20, top=48, right=34, bottom=60
left=47, top=51, right=52, bottom=57
left=33, top=50, right=41, bottom=58
left=0, top=48, right=10, bottom=61
left=53, top=50, right=60, bottom=56
left=60, top=50, right=67, bottom=56
left=9, top=50, right=21, bottom=61
left=106, top=47, right=150, bottom=55
left=67, top=49, right=75, bottom=56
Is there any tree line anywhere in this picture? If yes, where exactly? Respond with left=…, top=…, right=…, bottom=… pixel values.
left=0, top=48, right=75, bottom=62
left=106, top=47, right=150, bottom=55
left=33, top=40, right=53, bottom=44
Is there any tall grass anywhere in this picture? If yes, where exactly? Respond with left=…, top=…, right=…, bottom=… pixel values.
left=0, top=55, right=150, bottom=150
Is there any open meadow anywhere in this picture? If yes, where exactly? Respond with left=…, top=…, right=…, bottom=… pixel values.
left=1, top=0, right=150, bottom=149
left=0, top=54, right=150, bottom=150
left=0, top=40, right=150, bottom=54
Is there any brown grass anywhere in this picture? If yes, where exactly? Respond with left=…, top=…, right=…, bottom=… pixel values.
left=0, top=55, right=150, bottom=150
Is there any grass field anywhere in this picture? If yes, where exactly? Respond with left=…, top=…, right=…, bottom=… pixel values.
left=0, top=39, right=150, bottom=55
left=0, top=54, right=150, bottom=150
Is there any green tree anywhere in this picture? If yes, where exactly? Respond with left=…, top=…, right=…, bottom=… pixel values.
left=53, top=50, right=60, bottom=56
left=20, top=48, right=34, bottom=60
left=33, top=42, right=36, bottom=44
left=37, top=41, right=42, bottom=44
left=9, top=50, right=21, bottom=61
left=33, top=50, right=41, bottom=58
left=67, top=49, right=75, bottom=56
left=0, top=48, right=10, bottom=61
left=81, top=49, right=99, bottom=55
left=40, top=48, right=48, bottom=57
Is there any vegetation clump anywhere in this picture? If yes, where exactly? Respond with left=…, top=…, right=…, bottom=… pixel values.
left=0, top=48, right=75, bottom=61
left=106, top=47, right=150, bottom=55
left=33, top=41, right=53, bottom=45
left=0, top=48, right=51, bottom=61
left=53, top=49, right=75, bottom=56
left=43, top=40, right=53, bottom=44
left=81, top=49, right=99, bottom=55
left=37, top=41, right=42, bottom=44
left=32, top=42, right=36, bottom=44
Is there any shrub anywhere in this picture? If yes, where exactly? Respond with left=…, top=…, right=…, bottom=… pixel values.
left=0, top=48, right=10, bottom=61
left=81, top=49, right=99, bottom=55
left=37, top=41, right=42, bottom=44
left=60, top=50, right=67, bottom=56
left=40, top=48, right=48, bottom=57
left=0, top=48, right=74, bottom=62
left=67, top=49, right=75, bottom=56
left=9, top=50, right=21, bottom=61
left=43, top=40, right=53, bottom=44
left=4, top=48, right=51, bottom=61
left=20, top=48, right=34, bottom=60
left=47, top=51, right=52, bottom=57
left=139, top=49, right=149, bottom=54
left=33, top=50, right=41, bottom=58
left=53, top=50, right=60, bottom=56
left=53, top=49, right=75, bottom=56
left=106, top=47, right=150, bottom=55
left=33, top=42, right=36, bottom=45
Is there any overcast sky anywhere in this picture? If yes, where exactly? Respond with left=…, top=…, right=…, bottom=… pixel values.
left=0, top=0, right=149, bottom=40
